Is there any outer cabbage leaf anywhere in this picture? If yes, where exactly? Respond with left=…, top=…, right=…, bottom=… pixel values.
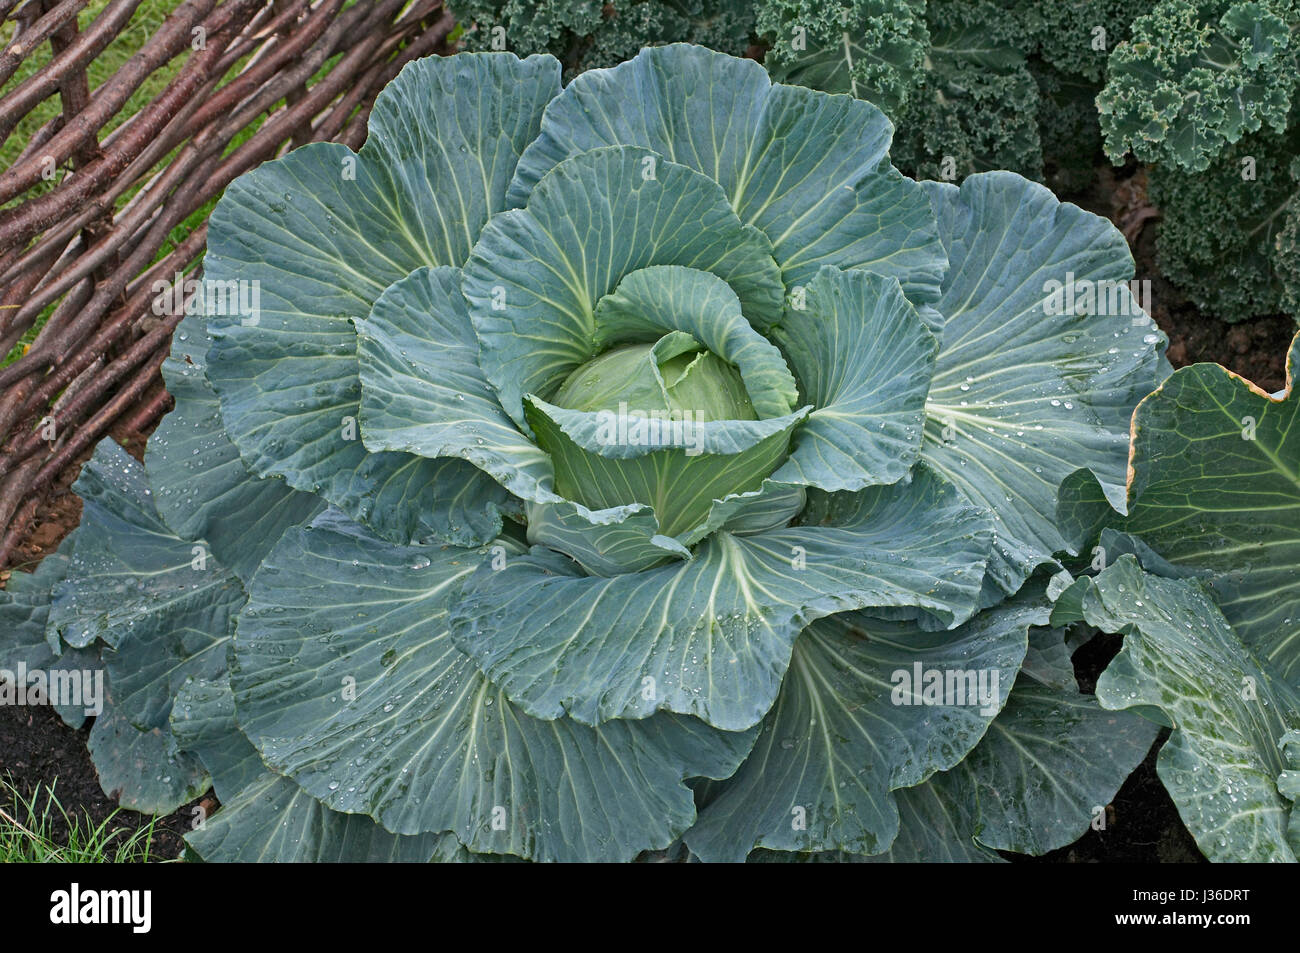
left=172, top=677, right=460, bottom=863
left=0, top=536, right=97, bottom=729
left=522, top=498, right=690, bottom=576
left=1281, top=730, right=1300, bottom=852
left=86, top=702, right=209, bottom=816
left=42, top=441, right=247, bottom=812
left=745, top=639, right=1158, bottom=862
left=931, top=668, right=1160, bottom=855
left=230, top=511, right=757, bottom=863
left=1071, top=557, right=1300, bottom=862
left=859, top=782, right=1001, bottom=862
left=919, top=172, right=1168, bottom=597
left=1063, top=334, right=1300, bottom=687
left=205, top=53, right=558, bottom=547
left=148, top=307, right=323, bottom=583
left=682, top=587, right=1042, bottom=861
left=184, top=772, right=470, bottom=864
left=46, top=441, right=243, bottom=654
left=747, top=780, right=1006, bottom=862
left=1, top=535, right=73, bottom=669
left=507, top=43, right=946, bottom=308
left=1021, top=622, right=1078, bottom=691
left=450, top=465, right=992, bottom=731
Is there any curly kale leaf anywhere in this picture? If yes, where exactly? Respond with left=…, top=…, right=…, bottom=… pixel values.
left=754, top=0, right=1139, bottom=186
left=894, top=5, right=1044, bottom=181
left=1280, top=176, right=1300, bottom=318
left=891, top=0, right=1145, bottom=183
left=756, top=1, right=1038, bottom=180
left=893, top=48, right=1043, bottom=182
left=1028, top=0, right=1151, bottom=81
left=1098, top=0, right=1300, bottom=171
left=756, top=0, right=929, bottom=113
left=1150, top=114, right=1300, bottom=320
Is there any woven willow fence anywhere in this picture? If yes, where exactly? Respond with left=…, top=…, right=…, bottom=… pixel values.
left=0, top=0, right=454, bottom=568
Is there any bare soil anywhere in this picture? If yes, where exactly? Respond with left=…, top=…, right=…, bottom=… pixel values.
left=0, top=703, right=203, bottom=861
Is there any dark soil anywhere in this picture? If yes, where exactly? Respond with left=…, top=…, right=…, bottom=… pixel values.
left=0, top=703, right=202, bottom=861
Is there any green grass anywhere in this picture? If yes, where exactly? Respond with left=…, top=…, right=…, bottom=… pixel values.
left=0, top=775, right=164, bottom=862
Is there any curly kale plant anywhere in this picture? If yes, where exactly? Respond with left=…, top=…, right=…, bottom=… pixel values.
left=756, top=0, right=1148, bottom=189
left=1097, top=0, right=1298, bottom=173
left=1097, top=0, right=1300, bottom=321
left=447, top=0, right=1145, bottom=191
left=1, top=46, right=1174, bottom=862
left=1147, top=115, right=1300, bottom=321
left=450, top=0, right=756, bottom=75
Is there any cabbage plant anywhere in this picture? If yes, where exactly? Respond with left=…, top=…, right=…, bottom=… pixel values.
left=1, top=45, right=1173, bottom=862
